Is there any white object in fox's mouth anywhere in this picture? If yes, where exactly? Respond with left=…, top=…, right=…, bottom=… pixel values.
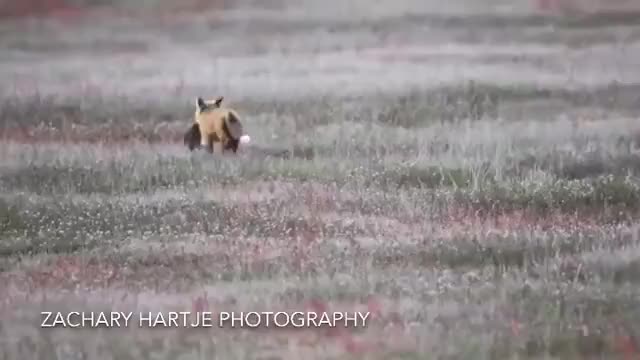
left=240, top=135, right=251, bottom=144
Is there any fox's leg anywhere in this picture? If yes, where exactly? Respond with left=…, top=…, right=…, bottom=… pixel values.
left=198, top=124, right=209, bottom=152
left=220, top=137, right=229, bottom=154
left=201, top=133, right=214, bottom=154
left=207, top=135, right=215, bottom=154
left=226, top=139, right=240, bottom=153
left=221, top=138, right=238, bottom=154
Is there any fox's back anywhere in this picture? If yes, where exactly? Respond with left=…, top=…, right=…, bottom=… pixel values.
left=195, top=108, right=223, bottom=133
left=196, top=108, right=242, bottom=139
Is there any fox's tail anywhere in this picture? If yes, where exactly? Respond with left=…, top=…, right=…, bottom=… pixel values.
left=223, top=110, right=243, bottom=140
left=184, top=123, right=201, bottom=151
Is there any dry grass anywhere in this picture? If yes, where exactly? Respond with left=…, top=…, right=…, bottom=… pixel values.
left=2, top=0, right=640, bottom=359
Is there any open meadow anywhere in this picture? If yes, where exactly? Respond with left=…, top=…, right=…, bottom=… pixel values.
left=2, top=0, right=640, bottom=359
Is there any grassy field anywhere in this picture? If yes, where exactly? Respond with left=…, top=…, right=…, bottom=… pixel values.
left=2, top=0, right=640, bottom=359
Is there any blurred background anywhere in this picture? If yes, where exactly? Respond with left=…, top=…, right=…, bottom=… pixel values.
left=3, top=0, right=640, bottom=19
left=2, top=0, right=640, bottom=140
left=2, top=0, right=640, bottom=101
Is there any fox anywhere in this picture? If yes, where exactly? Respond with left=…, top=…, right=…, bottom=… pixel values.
left=184, top=96, right=250, bottom=153
left=183, top=96, right=223, bottom=151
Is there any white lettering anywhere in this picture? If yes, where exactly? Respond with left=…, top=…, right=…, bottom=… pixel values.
left=218, top=311, right=229, bottom=327
left=317, top=312, right=332, bottom=327
left=67, top=312, right=80, bottom=327
left=200, top=312, right=213, bottom=327
left=210, top=311, right=373, bottom=329
left=333, top=312, right=344, bottom=325
left=290, top=312, right=305, bottom=327
left=51, top=312, right=66, bottom=327
left=244, top=312, right=260, bottom=328
left=274, top=312, right=289, bottom=327
left=152, top=312, right=167, bottom=327
left=358, top=311, right=370, bottom=327
left=40, top=312, right=53, bottom=327
left=307, top=311, right=318, bottom=327
left=344, top=311, right=358, bottom=326
left=262, top=311, right=273, bottom=327
left=139, top=312, right=152, bottom=327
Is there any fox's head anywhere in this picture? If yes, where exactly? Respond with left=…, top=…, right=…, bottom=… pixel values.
left=196, top=96, right=224, bottom=113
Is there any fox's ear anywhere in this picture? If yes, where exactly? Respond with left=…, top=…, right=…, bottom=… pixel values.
left=196, top=97, right=207, bottom=111
left=214, top=96, right=223, bottom=107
